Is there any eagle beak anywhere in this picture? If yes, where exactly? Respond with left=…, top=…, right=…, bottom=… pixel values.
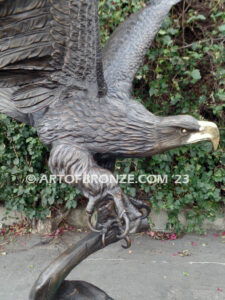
left=187, top=121, right=220, bottom=150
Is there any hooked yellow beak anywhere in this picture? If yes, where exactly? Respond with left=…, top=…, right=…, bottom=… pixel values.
left=187, top=121, right=220, bottom=150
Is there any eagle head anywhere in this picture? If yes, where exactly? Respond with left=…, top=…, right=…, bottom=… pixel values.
left=155, top=115, right=220, bottom=153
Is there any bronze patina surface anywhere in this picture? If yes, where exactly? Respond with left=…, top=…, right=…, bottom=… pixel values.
left=0, top=0, right=220, bottom=299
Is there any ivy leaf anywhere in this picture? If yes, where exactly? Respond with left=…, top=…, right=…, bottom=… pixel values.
left=13, top=158, right=19, bottom=166
left=187, top=14, right=206, bottom=23
left=191, top=69, right=201, bottom=81
left=218, top=24, right=225, bottom=32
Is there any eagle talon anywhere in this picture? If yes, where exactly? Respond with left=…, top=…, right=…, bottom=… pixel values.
left=87, top=213, right=101, bottom=233
left=102, top=233, right=106, bottom=247
left=140, top=206, right=151, bottom=219
left=129, top=197, right=151, bottom=219
left=121, top=236, right=131, bottom=249
left=99, top=218, right=120, bottom=247
left=116, top=212, right=130, bottom=239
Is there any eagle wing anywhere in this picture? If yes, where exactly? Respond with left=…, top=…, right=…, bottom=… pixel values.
left=103, top=0, right=181, bottom=98
left=0, top=0, right=106, bottom=120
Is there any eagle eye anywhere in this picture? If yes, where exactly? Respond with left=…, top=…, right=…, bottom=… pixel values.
left=181, top=128, right=188, bottom=134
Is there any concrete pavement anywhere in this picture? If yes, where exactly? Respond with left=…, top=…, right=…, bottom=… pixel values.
left=0, top=231, right=225, bottom=300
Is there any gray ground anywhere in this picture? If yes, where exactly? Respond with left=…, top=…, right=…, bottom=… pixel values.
left=0, top=231, right=225, bottom=300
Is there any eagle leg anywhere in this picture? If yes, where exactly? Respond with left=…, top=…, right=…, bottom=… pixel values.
left=49, top=143, right=146, bottom=242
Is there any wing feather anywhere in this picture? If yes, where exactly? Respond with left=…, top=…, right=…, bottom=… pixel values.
left=103, top=0, right=181, bottom=98
left=0, top=0, right=106, bottom=120
left=62, top=0, right=107, bottom=97
left=0, top=0, right=47, bottom=17
left=0, top=88, right=30, bottom=124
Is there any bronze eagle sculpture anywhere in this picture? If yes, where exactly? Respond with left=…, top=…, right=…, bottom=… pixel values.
left=0, top=0, right=220, bottom=243
left=0, top=0, right=220, bottom=298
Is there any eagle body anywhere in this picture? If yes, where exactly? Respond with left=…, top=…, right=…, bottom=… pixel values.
left=37, top=96, right=156, bottom=157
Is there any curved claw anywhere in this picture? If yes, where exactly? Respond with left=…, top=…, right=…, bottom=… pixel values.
left=87, top=214, right=101, bottom=233
left=121, top=236, right=131, bottom=249
left=102, top=233, right=106, bottom=248
left=129, top=218, right=141, bottom=234
left=116, top=212, right=130, bottom=239
left=129, top=197, right=151, bottom=219
left=140, top=206, right=151, bottom=219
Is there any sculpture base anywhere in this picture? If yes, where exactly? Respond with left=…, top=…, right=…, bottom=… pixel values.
left=55, top=280, right=113, bottom=300
left=29, top=200, right=150, bottom=300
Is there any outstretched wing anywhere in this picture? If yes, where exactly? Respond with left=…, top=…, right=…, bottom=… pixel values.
left=103, top=0, right=181, bottom=98
left=0, top=0, right=106, bottom=119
